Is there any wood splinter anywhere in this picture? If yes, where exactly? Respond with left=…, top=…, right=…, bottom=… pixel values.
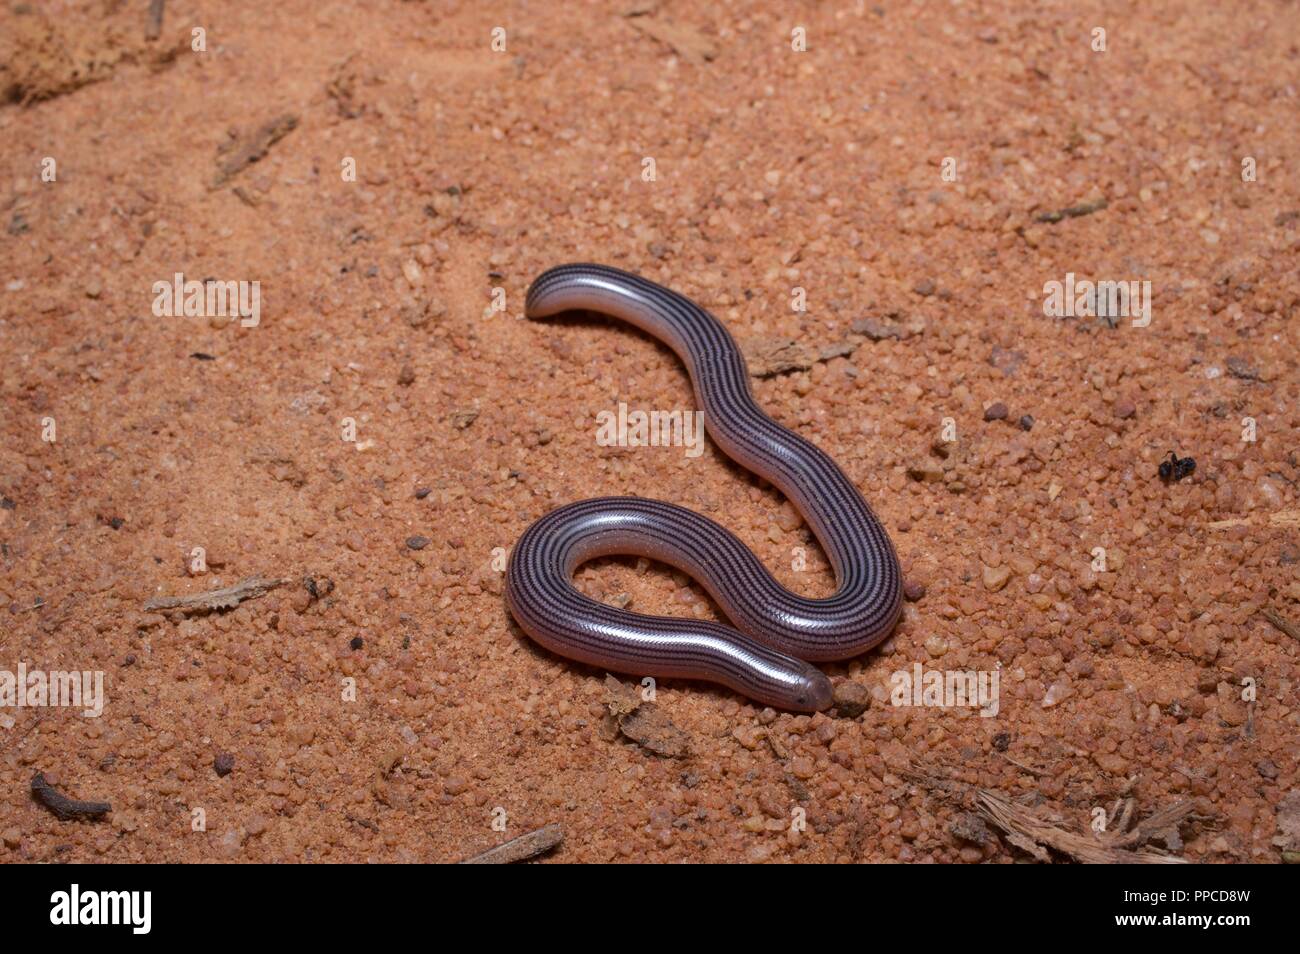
left=458, top=824, right=563, bottom=864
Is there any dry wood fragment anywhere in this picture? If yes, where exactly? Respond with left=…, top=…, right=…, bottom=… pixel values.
left=1206, top=508, right=1300, bottom=531
left=211, top=114, right=299, bottom=189
left=459, top=824, right=563, bottom=864
left=145, top=0, right=165, bottom=40
left=906, top=763, right=1197, bottom=863
left=1259, top=607, right=1300, bottom=641
left=143, top=575, right=286, bottom=614
left=626, top=18, right=717, bottom=65
left=1036, top=197, right=1108, bottom=223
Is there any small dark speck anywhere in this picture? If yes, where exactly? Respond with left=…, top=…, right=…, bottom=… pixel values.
left=0, top=497, right=14, bottom=510
left=350, top=636, right=364, bottom=651
left=190, top=352, right=216, bottom=361
left=405, top=535, right=430, bottom=550
left=214, top=752, right=235, bottom=777
left=1018, top=415, right=1034, bottom=431
left=108, top=517, right=124, bottom=530
left=414, top=486, right=431, bottom=499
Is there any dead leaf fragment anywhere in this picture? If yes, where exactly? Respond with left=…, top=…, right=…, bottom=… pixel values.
left=603, top=674, right=691, bottom=757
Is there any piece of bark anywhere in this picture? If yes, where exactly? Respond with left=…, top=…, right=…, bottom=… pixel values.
left=143, top=575, right=286, bottom=614
left=459, top=824, right=563, bottom=864
left=211, top=114, right=299, bottom=189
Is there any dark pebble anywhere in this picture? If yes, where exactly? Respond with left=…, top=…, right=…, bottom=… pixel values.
left=405, top=535, right=430, bottom=550
left=214, top=752, right=235, bottom=777
left=1018, top=414, right=1034, bottom=431
left=414, top=487, right=431, bottom=499
left=832, top=681, right=871, bottom=718
left=983, top=402, right=1008, bottom=422
left=903, top=580, right=926, bottom=601
left=350, top=636, right=364, bottom=651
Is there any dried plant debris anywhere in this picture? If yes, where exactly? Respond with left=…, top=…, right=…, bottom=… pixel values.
left=143, top=575, right=286, bottom=614
left=1259, top=607, right=1300, bottom=642
left=907, top=764, right=1200, bottom=863
left=742, top=315, right=925, bottom=378
left=145, top=0, right=166, bottom=41
left=1035, top=196, right=1109, bottom=223
left=31, top=772, right=111, bottom=821
left=450, top=407, right=480, bottom=429
left=603, top=674, right=691, bottom=757
left=740, top=337, right=860, bottom=378
left=211, top=114, right=299, bottom=189
left=459, top=824, right=564, bottom=864
left=1274, top=791, right=1300, bottom=859
left=625, top=17, right=717, bottom=65
left=976, top=790, right=1195, bottom=864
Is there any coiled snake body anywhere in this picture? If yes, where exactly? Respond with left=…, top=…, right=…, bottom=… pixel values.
left=506, top=264, right=902, bottom=711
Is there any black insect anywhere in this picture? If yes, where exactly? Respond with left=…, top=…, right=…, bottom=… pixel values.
left=1158, top=451, right=1196, bottom=483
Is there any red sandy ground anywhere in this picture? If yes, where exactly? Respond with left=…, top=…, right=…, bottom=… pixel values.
left=0, top=0, right=1298, bottom=862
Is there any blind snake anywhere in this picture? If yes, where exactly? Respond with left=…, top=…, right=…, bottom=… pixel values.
left=506, top=264, right=903, bottom=712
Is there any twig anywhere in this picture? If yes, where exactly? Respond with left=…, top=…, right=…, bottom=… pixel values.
left=31, top=772, right=111, bottom=821
left=1000, top=752, right=1052, bottom=777
left=143, top=575, right=286, bottom=614
left=1259, top=607, right=1300, bottom=641
left=145, top=0, right=166, bottom=40
left=458, top=824, right=563, bottom=864
left=1036, top=197, right=1108, bottom=224
left=210, top=114, right=299, bottom=189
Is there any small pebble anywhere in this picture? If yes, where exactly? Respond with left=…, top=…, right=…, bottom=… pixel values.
left=832, top=681, right=870, bottom=718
